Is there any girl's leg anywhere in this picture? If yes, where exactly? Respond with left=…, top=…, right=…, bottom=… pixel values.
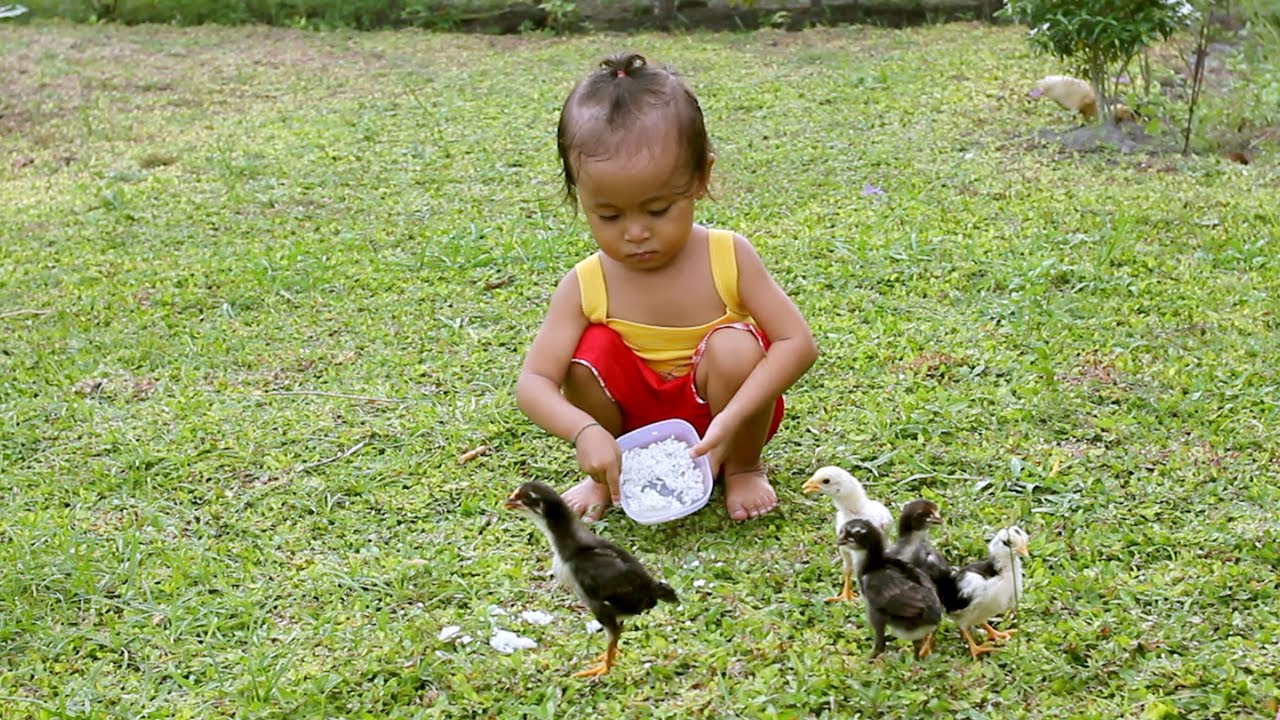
left=561, top=361, right=622, bottom=521
left=695, top=327, right=776, bottom=520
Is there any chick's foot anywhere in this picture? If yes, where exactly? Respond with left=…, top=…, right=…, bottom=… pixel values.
left=983, top=623, right=1017, bottom=643
left=962, top=628, right=998, bottom=660
left=572, top=642, right=618, bottom=678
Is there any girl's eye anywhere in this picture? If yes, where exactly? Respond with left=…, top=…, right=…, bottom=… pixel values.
left=597, top=214, right=619, bottom=222
left=647, top=206, right=671, bottom=217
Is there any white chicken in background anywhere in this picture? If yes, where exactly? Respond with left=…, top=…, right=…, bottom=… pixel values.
left=802, top=466, right=893, bottom=603
left=949, top=526, right=1030, bottom=659
left=1032, top=74, right=1098, bottom=121
left=1031, top=75, right=1139, bottom=125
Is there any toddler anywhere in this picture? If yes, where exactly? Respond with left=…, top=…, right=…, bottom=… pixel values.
left=516, top=52, right=817, bottom=521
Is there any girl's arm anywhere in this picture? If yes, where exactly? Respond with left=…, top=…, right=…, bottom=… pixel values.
left=516, top=270, right=623, bottom=497
left=516, top=270, right=595, bottom=441
left=691, top=234, right=818, bottom=456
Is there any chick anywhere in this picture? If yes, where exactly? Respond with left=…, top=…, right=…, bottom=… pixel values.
left=887, top=499, right=949, bottom=580
left=1032, top=74, right=1098, bottom=121
left=949, top=526, right=1030, bottom=659
left=839, top=518, right=943, bottom=659
left=505, top=481, right=678, bottom=678
left=1111, top=103, right=1139, bottom=124
left=803, top=466, right=893, bottom=603
left=1031, top=75, right=1139, bottom=125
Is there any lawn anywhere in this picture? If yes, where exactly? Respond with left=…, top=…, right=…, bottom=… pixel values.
left=1, top=20, right=1278, bottom=719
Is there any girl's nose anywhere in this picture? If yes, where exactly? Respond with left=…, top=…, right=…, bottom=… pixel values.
left=623, top=221, right=649, bottom=243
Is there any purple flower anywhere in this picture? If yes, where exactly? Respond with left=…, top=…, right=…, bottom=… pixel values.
left=862, top=183, right=885, bottom=196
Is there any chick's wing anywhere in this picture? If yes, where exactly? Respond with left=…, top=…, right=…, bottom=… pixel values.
left=863, top=569, right=936, bottom=621
left=569, top=542, right=661, bottom=615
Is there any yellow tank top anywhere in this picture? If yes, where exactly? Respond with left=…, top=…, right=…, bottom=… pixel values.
left=575, top=228, right=754, bottom=377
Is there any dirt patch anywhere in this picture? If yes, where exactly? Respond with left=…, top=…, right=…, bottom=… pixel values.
left=1039, top=123, right=1158, bottom=155
left=1056, top=353, right=1127, bottom=388
left=899, top=351, right=965, bottom=376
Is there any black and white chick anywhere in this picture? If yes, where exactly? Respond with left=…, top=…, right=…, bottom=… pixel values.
left=505, top=481, right=678, bottom=678
left=887, top=499, right=977, bottom=657
left=887, top=499, right=949, bottom=581
left=838, top=518, right=943, bottom=659
left=803, top=466, right=894, bottom=603
left=948, top=525, right=1030, bottom=659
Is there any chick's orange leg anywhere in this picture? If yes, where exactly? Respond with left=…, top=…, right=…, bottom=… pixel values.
left=915, top=632, right=936, bottom=659
left=961, top=627, right=997, bottom=660
left=983, top=622, right=1016, bottom=643
left=587, top=645, right=622, bottom=663
left=572, top=637, right=618, bottom=678
left=824, top=570, right=858, bottom=603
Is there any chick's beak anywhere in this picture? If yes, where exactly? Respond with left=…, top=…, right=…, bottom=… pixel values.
left=801, top=478, right=821, bottom=494
left=503, top=489, right=523, bottom=510
left=1016, top=545, right=1030, bottom=556
left=927, top=511, right=944, bottom=525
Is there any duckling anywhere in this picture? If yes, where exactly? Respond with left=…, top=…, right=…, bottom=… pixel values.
left=839, top=518, right=943, bottom=659
left=505, top=481, right=678, bottom=678
left=949, top=526, right=1030, bottom=659
left=803, top=466, right=893, bottom=603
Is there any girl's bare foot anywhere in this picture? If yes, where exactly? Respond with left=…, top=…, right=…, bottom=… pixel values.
left=723, top=467, right=777, bottom=521
left=562, top=477, right=611, bottom=522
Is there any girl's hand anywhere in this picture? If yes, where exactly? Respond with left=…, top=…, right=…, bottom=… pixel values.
left=575, top=426, right=623, bottom=504
left=690, top=413, right=734, bottom=475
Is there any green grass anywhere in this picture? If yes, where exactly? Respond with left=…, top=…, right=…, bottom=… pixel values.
left=2, top=20, right=1279, bottom=719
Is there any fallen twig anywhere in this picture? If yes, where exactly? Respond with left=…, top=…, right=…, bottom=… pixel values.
left=0, top=308, right=53, bottom=319
left=458, top=445, right=491, bottom=464
left=297, top=440, right=369, bottom=472
left=264, top=390, right=403, bottom=404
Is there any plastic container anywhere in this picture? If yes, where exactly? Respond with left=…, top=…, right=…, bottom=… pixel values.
left=616, top=418, right=713, bottom=525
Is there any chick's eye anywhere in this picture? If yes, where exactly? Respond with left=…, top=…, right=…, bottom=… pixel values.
left=822, top=479, right=830, bottom=485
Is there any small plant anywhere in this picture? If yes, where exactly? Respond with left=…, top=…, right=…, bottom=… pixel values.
left=538, top=0, right=580, bottom=33
left=1003, top=0, right=1197, bottom=123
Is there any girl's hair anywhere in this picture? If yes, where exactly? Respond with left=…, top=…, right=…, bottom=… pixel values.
left=556, top=52, right=712, bottom=203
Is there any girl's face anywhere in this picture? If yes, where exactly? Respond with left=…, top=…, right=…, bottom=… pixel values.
left=574, top=132, right=709, bottom=272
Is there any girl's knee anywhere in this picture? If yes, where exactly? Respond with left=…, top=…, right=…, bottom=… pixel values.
left=701, top=327, right=765, bottom=380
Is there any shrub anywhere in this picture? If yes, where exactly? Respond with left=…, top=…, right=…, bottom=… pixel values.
left=1002, top=0, right=1196, bottom=122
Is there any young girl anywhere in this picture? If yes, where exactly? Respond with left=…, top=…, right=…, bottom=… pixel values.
left=516, top=52, right=818, bottom=522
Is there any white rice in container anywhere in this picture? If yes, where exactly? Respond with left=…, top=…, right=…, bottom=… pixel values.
left=620, top=437, right=705, bottom=514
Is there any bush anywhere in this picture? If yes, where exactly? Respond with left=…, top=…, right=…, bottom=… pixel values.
left=1002, top=0, right=1196, bottom=121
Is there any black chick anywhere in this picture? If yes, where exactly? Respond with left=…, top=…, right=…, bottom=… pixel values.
left=887, top=499, right=966, bottom=613
left=887, top=500, right=947, bottom=572
left=839, top=518, right=943, bottom=659
left=505, top=481, right=678, bottom=678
